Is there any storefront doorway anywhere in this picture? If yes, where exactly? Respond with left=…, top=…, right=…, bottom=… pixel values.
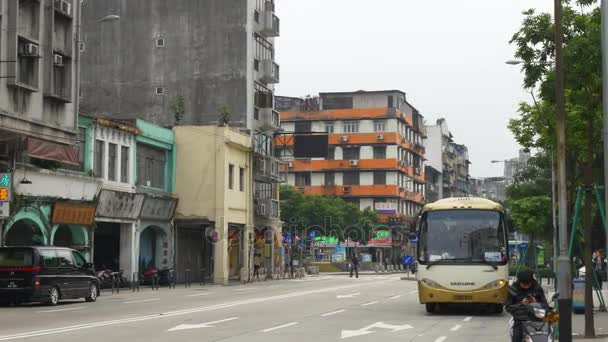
left=94, top=222, right=121, bottom=271
left=139, top=225, right=166, bottom=272
left=228, top=226, right=243, bottom=280
left=4, top=219, right=45, bottom=246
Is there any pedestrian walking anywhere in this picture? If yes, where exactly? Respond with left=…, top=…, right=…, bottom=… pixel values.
left=350, top=254, right=359, bottom=278
left=253, top=254, right=261, bottom=280
left=593, top=250, right=605, bottom=289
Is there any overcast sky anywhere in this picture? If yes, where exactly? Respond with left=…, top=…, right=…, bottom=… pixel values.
left=275, top=0, right=554, bottom=178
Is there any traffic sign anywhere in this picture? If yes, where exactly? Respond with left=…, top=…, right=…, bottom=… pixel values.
left=403, top=255, right=414, bottom=265
left=519, top=242, right=529, bottom=250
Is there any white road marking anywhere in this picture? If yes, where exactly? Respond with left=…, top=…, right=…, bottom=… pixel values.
left=122, top=298, right=160, bottom=304
left=361, top=301, right=378, bottom=306
left=37, top=307, right=86, bottom=314
left=388, top=295, right=402, bottom=300
left=261, top=322, right=298, bottom=332
left=0, top=282, right=364, bottom=341
left=233, top=288, right=255, bottom=292
left=186, top=292, right=215, bottom=297
left=322, top=309, right=346, bottom=317
left=434, top=337, right=447, bottom=342
left=409, top=290, right=418, bottom=294
left=167, top=317, right=239, bottom=332
left=450, top=324, right=462, bottom=331
left=337, top=293, right=360, bottom=298
left=341, top=322, right=413, bottom=339
left=463, top=316, right=473, bottom=322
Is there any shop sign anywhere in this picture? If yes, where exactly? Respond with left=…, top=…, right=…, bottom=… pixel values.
left=52, top=202, right=96, bottom=225
left=0, top=173, right=11, bottom=218
left=95, top=190, right=144, bottom=220
left=375, top=202, right=397, bottom=214
left=140, top=196, right=177, bottom=221
left=367, top=230, right=392, bottom=245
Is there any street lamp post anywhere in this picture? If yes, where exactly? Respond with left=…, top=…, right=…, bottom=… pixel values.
left=601, top=0, right=608, bottom=275
left=554, top=0, right=573, bottom=339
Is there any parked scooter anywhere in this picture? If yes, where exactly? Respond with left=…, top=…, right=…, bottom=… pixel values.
left=508, top=286, right=560, bottom=342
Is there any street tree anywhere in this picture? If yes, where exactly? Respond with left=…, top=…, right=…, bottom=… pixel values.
left=508, top=1, right=603, bottom=335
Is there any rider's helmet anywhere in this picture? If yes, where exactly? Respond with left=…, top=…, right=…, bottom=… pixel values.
left=516, top=269, right=535, bottom=287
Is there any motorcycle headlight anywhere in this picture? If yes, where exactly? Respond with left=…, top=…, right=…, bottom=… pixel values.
left=534, top=308, right=547, bottom=319
left=480, top=279, right=507, bottom=290
left=421, top=278, right=445, bottom=289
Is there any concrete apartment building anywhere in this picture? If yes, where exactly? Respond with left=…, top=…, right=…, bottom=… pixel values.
left=0, top=0, right=97, bottom=248
left=277, top=90, right=427, bottom=230
left=79, top=0, right=283, bottom=279
left=425, top=118, right=472, bottom=201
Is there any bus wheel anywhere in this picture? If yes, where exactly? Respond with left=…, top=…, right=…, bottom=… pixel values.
left=425, top=303, right=436, bottom=313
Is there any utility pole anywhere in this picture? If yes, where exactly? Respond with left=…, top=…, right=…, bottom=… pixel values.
left=601, top=0, right=608, bottom=276
left=555, top=0, right=573, bottom=340
left=552, top=153, right=558, bottom=290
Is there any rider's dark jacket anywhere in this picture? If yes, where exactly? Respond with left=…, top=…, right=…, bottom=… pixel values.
left=505, top=279, right=548, bottom=320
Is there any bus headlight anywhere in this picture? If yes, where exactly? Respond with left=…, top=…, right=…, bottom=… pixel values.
left=480, top=279, right=507, bottom=290
left=421, top=278, right=445, bottom=289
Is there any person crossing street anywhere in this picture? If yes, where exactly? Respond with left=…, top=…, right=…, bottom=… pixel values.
left=350, top=254, right=359, bottom=278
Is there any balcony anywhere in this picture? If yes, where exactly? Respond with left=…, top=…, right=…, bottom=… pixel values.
left=255, top=198, right=280, bottom=219
left=261, top=9, right=280, bottom=37
left=259, top=108, right=280, bottom=130
left=254, top=154, right=282, bottom=183
left=261, top=59, right=280, bottom=84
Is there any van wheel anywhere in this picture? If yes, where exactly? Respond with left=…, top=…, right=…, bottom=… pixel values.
left=425, top=303, right=436, bottom=313
left=47, top=287, right=59, bottom=306
left=85, top=284, right=98, bottom=302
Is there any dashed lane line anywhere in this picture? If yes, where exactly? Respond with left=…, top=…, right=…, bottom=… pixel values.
left=122, top=298, right=160, bottom=304
left=261, top=322, right=299, bottom=333
left=388, top=295, right=402, bottom=300
left=463, top=316, right=473, bottom=322
left=186, top=292, right=215, bottom=297
left=434, top=337, right=447, bottom=342
left=361, top=301, right=378, bottom=306
left=450, top=324, right=462, bottom=331
left=37, top=307, right=86, bottom=314
left=321, top=309, right=346, bottom=317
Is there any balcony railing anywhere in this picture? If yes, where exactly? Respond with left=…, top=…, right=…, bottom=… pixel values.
left=261, top=12, right=280, bottom=37
left=255, top=198, right=279, bottom=219
left=254, top=154, right=282, bottom=183
left=261, top=59, right=279, bottom=84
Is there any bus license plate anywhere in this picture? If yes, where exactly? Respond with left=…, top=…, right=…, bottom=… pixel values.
left=453, top=295, right=473, bottom=301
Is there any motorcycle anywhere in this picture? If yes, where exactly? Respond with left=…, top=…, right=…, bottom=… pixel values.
left=508, top=287, right=560, bottom=342
left=96, top=269, right=127, bottom=289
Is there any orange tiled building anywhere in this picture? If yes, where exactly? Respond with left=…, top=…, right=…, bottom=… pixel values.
left=276, top=90, right=426, bottom=228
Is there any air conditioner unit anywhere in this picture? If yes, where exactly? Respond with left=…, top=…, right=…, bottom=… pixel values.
left=53, top=54, right=63, bottom=66
left=257, top=203, right=267, bottom=216
left=343, top=186, right=351, bottom=193
left=288, top=162, right=294, bottom=168
left=340, top=136, right=349, bottom=142
left=55, top=0, right=71, bottom=15
left=348, top=160, right=358, bottom=166
left=376, top=134, right=384, bottom=140
left=23, top=43, right=39, bottom=56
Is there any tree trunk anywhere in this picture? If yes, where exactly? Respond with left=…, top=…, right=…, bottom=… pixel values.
left=583, top=120, right=595, bottom=337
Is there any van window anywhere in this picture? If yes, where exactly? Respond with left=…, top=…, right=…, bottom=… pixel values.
left=0, top=248, right=33, bottom=267
left=39, top=250, right=59, bottom=267
left=56, top=250, right=75, bottom=267
left=72, top=251, right=86, bottom=268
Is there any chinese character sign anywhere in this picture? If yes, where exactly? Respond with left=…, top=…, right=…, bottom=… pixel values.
left=0, top=173, right=10, bottom=202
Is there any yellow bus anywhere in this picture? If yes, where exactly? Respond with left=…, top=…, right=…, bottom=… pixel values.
left=416, top=197, right=510, bottom=313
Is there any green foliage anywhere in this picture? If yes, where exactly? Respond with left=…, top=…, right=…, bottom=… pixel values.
left=172, top=96, right=185, bottom=124
left=218, top=106, right=232, bottom=127
left=509, top=196, right=552, bottom=238
left=279, top=185, right=380, bottom=240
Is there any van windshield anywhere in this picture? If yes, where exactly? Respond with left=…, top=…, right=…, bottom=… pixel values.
left=0, top=248, right=34, bottom=267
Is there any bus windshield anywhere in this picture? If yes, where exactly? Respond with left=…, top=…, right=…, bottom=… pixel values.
left=418, top=210, right=507, bottom=265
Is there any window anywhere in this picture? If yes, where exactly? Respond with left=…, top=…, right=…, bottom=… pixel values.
left=64, top=127, right=86, bottom=171
left=137, top=144, right=167, bottom=189
left=38, top=250, right=59, bottom=268
left=55, top=250, right=74, bottom=267
left=325, top=172, right=335, bottom=186
left=228, top=164, right=234, bottom=190
left=254, top=58, right=260, bottom=71
left=156, top=38, right=165, bottom=47
left=72, top=251, right=86, bottom=268
left=94, top=140, right=104, bottom=177
left=325, top=122, right=334, bottom=133
left=388, top=95, right=394, bottom=108
left=121, top=146, right=130, bottom=183
left=155, top=87, right=164, bottom=95
left=295, top=173, right=311, bottom=186
left=239, top=167, right=245, bottom=192
left=343, top=171, right=359, bottom=185
left=254, top=107, right=259, bottom=120
left=343, top=121, right=359, bottom=133
left=295, top=121, right=311, bottom=133
left=327, top=147, right=335, bottom=160
left=342, top=147, right=359, bottom=160
left=373, top=146, right=386, bottom=159
left=254, top=10, right=260, bottom=23
left=373, top=171, right=387, bottom=185
left=108, top=143, right=117, bottom=181
left=374, top=120, right=386, bottom=132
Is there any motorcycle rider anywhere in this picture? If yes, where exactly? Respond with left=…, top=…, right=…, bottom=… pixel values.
left=505, top=269, right=548, bottom=342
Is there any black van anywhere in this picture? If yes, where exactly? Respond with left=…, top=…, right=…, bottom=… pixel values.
left=0, top=247, right=100, bottom=306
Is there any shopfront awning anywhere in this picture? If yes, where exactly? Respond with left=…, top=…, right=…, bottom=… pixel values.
left=26, top=137, right=79, bottom=166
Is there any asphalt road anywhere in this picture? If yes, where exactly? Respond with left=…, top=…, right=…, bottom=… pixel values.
left=0, top=274, right=515, bottom=342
